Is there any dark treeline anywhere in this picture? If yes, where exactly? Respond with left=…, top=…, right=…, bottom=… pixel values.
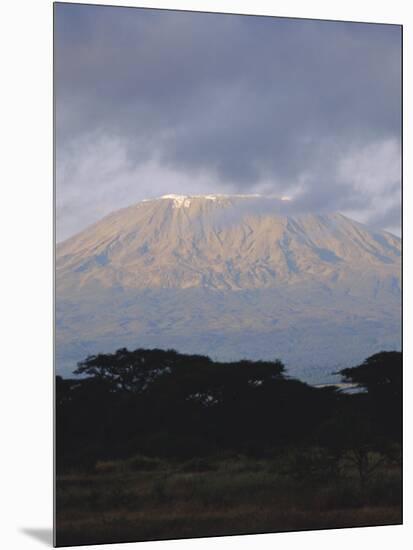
left=56, top=349, right=401, bottom=481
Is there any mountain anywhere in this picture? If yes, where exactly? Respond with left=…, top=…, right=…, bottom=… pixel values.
left=56, top=194, right=401, bottom=383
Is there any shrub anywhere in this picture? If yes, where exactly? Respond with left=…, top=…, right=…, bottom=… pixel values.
left=180, top=457, right=216, bottom=473
left=128, top=455, right=163, bottom=471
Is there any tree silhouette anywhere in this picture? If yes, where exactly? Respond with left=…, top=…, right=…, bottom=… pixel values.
left=338, top=351, right=402, bottom=442
left=338, top=351, right=401, bottom=398
left=56, top=348, right=401, bottom=472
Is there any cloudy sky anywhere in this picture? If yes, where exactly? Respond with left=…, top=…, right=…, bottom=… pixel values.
left=55, top=3, right=401, bottom=241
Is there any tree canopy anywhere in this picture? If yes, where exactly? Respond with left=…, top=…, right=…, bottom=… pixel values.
left=56, top=348, right=401, bottom=471
left=338, top=351, right=401, bottom=398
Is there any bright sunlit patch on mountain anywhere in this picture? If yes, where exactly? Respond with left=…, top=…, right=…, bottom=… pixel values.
left=159, top=194, right=263, bottom=208
left=153, top=193, right=291, bottom=208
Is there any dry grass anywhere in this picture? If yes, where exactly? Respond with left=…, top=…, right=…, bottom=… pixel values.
left=56, top=454, right=402, bottom=547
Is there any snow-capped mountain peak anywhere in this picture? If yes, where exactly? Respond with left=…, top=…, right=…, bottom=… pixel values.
left=56, top=195, right=401, bottom=381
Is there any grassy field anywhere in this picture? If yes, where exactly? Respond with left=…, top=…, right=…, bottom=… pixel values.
left=56, top=451, right=402, bottom=546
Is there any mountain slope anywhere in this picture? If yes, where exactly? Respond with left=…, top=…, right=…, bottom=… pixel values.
left=56, top=195, right=401, bottom=382
left=57, top=194, right=400, bottom=292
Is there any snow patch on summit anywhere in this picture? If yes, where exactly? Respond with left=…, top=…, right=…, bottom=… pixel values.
left=160, top=194, right=222, bottom=207
left=161, top=194, right=192, bottom=207
left=159, top=193, right=263, bottom=208
left=154, top=193, right=292, bottom=208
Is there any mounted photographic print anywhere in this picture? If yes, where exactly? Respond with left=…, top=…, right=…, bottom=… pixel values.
left=54, top=2, right=402, bottom=546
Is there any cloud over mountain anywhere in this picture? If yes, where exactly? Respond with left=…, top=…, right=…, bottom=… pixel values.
left=55, top=5, right=401, bottom=240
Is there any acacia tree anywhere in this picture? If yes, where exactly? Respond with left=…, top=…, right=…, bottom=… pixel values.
left=320, top=351, right=403, bottom=489
left=338, top=351, right=401, bottom=399
left=74, top=348, right=187, bottom=393
left=338, top=350, right=402, bottom=442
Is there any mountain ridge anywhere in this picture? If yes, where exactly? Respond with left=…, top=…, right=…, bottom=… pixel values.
left=57, top=194, right=400, bottom=293
left=56, top=194, right=401, bottom=382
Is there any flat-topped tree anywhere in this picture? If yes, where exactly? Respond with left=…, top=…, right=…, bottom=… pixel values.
left=74, top=348, right=286, bottom=396
left=338, top=351, right=401, bottom=399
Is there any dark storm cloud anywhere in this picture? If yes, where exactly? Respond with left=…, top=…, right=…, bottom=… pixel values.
left=55, top=3, right=401, bottom=240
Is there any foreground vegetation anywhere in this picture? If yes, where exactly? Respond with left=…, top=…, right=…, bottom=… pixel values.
left=56, top=350, right=402, bottom=546
left=57, top=451, right=401, bottom=546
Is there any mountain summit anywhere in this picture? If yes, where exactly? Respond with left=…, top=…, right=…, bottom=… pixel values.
left=57, top=194, right=400, bottom=292
left=56, top=195, right=401, bottom=382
